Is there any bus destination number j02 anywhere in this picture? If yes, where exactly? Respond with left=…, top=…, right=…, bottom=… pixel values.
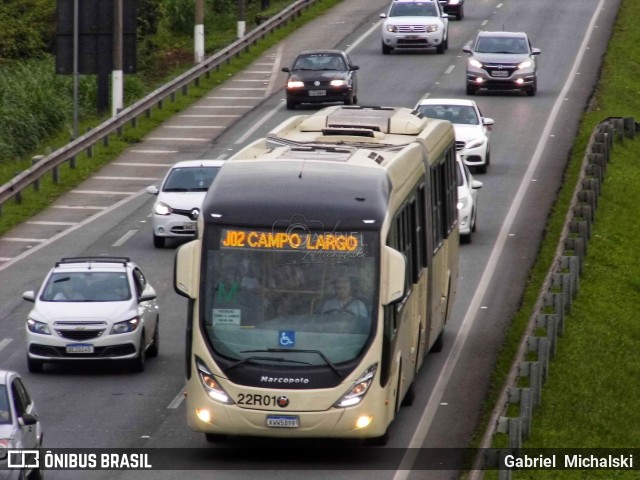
left=237, top=393, right=289, bottom=408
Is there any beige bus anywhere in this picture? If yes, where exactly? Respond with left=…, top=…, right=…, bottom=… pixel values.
left=175, top=106, right=459, bottom=444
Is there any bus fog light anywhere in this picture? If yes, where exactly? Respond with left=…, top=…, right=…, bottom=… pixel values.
left=355, top=415, right=373, bottom=429
left=196, top=408, right=212, bottom=423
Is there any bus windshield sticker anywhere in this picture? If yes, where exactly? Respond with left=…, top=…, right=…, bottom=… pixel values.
left=220, top=229, right=362, bottom=253
left=212, top=308, right=241, bottom=326
left=278, top=330, right=296, bottom=348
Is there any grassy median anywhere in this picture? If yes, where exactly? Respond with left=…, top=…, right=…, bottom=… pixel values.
left=481, top=0, right=640, bottom=477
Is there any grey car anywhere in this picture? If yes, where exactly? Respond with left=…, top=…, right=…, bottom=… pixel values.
left=463, top=31, right=541, bottom=96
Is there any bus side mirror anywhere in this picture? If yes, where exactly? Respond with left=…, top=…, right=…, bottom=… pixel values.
left=174, top=240, right=201, bottom=299
left=381, top=246, right=406, bottom=305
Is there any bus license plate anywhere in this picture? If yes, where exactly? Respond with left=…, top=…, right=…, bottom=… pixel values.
left=66, top=344, right=94, bottom=354
left=183, top=222, right=196, bottom=232
left=309, top=90, right=326, bottom=97
left=266, top=415, right=299, bottom=428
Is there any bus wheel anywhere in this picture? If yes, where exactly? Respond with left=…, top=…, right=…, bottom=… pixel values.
left=430, top=330, right=444, bottom=353
left=205, top=433, right=228, bottom=443
left=364, top=432, right=389, bottom=446
left=401, top=382, right=416, bottom=406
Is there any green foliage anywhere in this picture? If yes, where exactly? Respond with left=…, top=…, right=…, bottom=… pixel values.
left=0, top=0, right=55, bottom=60
left=162, top=0, right=197, bottom=35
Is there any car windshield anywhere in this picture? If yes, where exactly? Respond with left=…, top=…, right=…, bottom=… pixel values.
left=202, top=227, right=378, bottom=367
left=418, top=105, right=479, bottom=125
left=390, top=2, right=437, bottom=17
left=41, top=272, right=131, bottom=302
left=293, top=54, right=346, bottom=71
left=0, top=385, right=12, bottom=424
left=475, top=36, right=528, bottom=54
left=162, top=166, right=220, bottom=192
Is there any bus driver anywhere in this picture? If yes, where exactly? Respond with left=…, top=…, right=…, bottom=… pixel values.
left=321, top=276, right=367, bottom=317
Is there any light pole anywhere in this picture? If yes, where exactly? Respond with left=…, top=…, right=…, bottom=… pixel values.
left=195, top=0, right=205, bottom=63
left=112, top=0, right=124, bottom=116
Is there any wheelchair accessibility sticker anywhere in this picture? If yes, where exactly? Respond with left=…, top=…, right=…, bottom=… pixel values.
left=278, top=330, right=295, bottom=347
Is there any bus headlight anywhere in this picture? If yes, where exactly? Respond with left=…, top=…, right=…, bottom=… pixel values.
left=195, top=357, right=235, bottom=405
left=334, top=363, right=377, bottom=408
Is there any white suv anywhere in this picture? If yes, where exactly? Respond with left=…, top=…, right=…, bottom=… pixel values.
left=22, top=257, right=160, bottom=373
left=380, top=0, right=449, bottom=54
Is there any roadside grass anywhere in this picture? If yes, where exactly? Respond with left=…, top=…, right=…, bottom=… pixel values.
left=0, top=0, right=341, bottom=236
left=477, top=0, right=640, bottom=477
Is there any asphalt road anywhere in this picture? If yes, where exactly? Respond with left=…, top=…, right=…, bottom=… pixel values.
left=0, top=0, right=620, bottom=478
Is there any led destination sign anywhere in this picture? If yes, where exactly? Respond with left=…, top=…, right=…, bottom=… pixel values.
left=220, top=229, right=360, bottom=251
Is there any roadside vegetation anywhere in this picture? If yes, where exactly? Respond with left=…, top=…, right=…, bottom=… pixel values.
left=479, top=0, right=640, bottom=477
left=0, top=0, right=340, bottom=234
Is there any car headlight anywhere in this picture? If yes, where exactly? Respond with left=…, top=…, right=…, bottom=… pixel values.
left=465, top=137, right=485, bottom=149
left=518, top=60, right=532, bottom=69
left=458, top=196, right=469, bottom=210
left=154, top=201, right=172, bottom=216
left=469, top=58, right=483, bottom=69
left=111, top=317, right=140, bottom=334
left=334, top=364, right=377, bottom=408
left=330, top=79, right=347, bottom=87
left=27, top=318, right=51, bottom=335
left=287, top=80, right=305, bottom=89
left=196, top=357, right=235, bottom=404
left=386, top=24, right=398, bottom=33
left=426, top=24, right=439, bottom=33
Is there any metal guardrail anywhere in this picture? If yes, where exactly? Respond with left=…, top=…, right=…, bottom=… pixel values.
left=0, top=0, right=319, bottom=214
left=467, top=116, right=640, bottom=480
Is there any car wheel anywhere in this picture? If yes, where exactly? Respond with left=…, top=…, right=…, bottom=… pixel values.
left=344, top=96, right=354, bottom=106
left=286, top=99, right=296, bottom=110
left=27, top=356, right=43, bottom=373
left=153, top=234, right=165, bottom=248
left=401, top=381, right=416, bottom=406
left=382, top=42, right=392, bottom=55
left=461, top=233, right=472, bottom=244
left=476, top=162, right=487, bottom=174
left=130, top=335, right=146, bottom=373
left=352, top=95, right=358, bottom=105
left=457, top=6, right=464, bottom=20
left=146, top=317, right=159, bottom=358
left=526, top=79, right=537, bottom=97
left=472, top=209, right=478, bottom=233
left=466, top=84, right=476, bottom=95
left=436, top=42, right=445, bottom=54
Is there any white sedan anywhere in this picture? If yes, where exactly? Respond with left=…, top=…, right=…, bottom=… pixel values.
left=456, top=156, right=483, bottom=243
left=415, top=97, right=494, bottom=173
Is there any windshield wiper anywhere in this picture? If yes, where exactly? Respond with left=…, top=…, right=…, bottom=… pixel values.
left=162, top=187, right=188, bottom=192
left=243, top=348, right=342, bottom=377
left=226, top=355, right=311, bottom=372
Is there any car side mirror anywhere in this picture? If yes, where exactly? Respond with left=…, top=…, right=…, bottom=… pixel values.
left=146, top=185, right=159, bottom=195
left=19, top=413, right=38, bottom=427
left=463, top=45, right=472, bottom=53
left=531, top=48, right=541, bottom=55
left=351, top=65, right=360, bottom=71
left=281, top=67, right=291, bottom=73
left=379, top=13, right=387, bottom=18
left=139, top=287, right=157, bottom=303
left=442, top=13, right=449, bottom=19
left=471, top=179, right=483, bottom=189
left=22, top=291, right=36, bottom=303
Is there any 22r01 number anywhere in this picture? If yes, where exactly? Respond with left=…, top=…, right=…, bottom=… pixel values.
left=237, top=393, right=279, bottom=407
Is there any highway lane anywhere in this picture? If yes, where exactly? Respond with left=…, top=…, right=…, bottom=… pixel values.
left=0, top=0, right=619, bottom=478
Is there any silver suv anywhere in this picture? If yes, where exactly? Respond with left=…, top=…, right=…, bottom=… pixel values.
left=380, top=0, right=449, bottom=54
left=463, top=31, right=541, bottom=96
left=22, top=257, right=160, bottom=373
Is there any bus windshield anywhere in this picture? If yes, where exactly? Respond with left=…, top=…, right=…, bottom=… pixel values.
left=202, top=227, right=378, bottom=367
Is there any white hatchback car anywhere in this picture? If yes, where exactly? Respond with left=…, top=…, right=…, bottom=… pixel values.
left=0, top=370, right=43, bottom=480
left=380, top=0, right=449, bottom=54
left=22, top=257, right=160, bottom=373
left=146, top=159, right=224, bottom=248
left=415, top=97, right=494, bottom=173
left=456, top=156, right=482, bottom=243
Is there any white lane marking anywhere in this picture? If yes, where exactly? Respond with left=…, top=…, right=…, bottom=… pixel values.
left=112, top=230, right=137, bottom=247
left=94, top=176, right=158, bottom=181
left=0, top=187, right=150, bottom=272
left=2, top=238, right=46, bottom=243
left=0, top=338, right=12, bottom=353
left=346, top=20, right=383, bottom=53
left=393, top=0, right=608, bottom=477
left=53, top=205, right=106, bottom=210
left=265, top=43, right=285, bottom=97
left=168, top=387, right=186, bottom=409
left=235, top=104, right=282, bottom=144
left=27, top=221, right=78, bottom=226
left=445, top=65, right=455, bottom=74
left=71, top=190, right=136, bottom=195
left=146, top=137, right=209, bottom=141
left=129, top=149, right=178, bottom=154
left=0, top=257, right=13, bottom=261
